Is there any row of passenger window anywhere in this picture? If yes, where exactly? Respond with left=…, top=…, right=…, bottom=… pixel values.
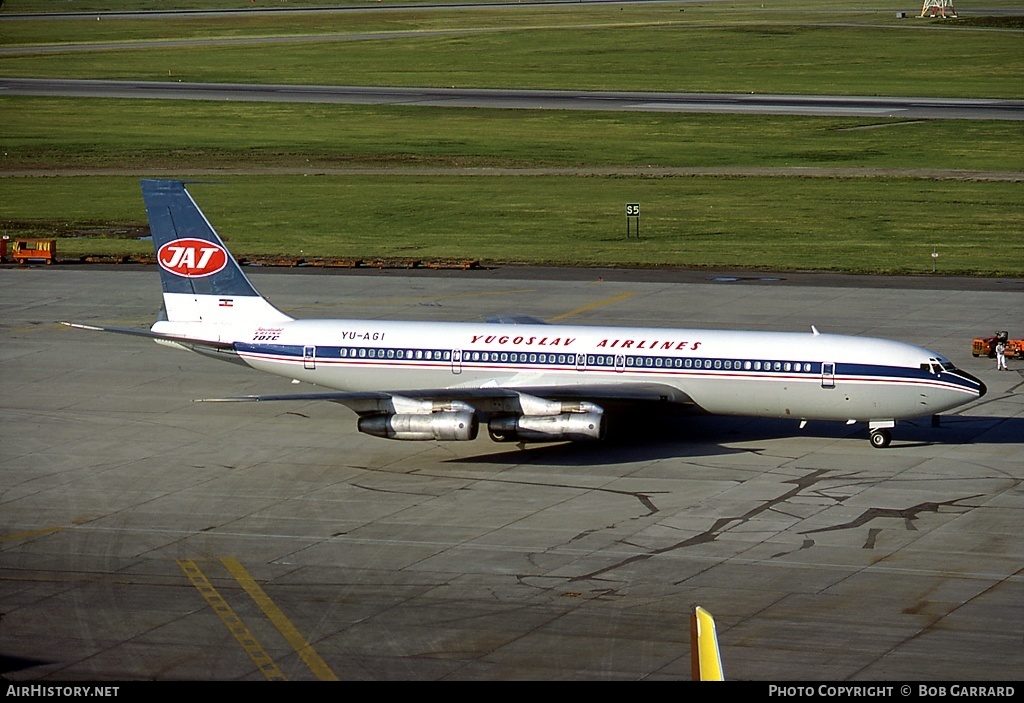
left=330, top=347, right=816, bottom=373
left=338, top=347, right=452, bottom=361
left=619, top=356, right=815, bottom=373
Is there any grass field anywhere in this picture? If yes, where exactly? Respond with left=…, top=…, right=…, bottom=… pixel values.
left=1, top=0, right=1021, bottom=275
left=3, top=5, right=1022, bottom=98
left=5, top=97, right=1022, bottom=172
left=5, top=175, right=1020, bottom=276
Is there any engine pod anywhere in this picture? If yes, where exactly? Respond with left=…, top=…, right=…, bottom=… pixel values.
left=358, top=411, right=478, bottom=441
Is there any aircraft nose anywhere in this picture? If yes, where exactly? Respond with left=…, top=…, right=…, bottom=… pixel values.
left=959, top=370, right=987, bottom=398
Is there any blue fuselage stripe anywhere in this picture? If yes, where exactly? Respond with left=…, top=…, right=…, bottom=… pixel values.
left=233, top=343, right=982, bottom=395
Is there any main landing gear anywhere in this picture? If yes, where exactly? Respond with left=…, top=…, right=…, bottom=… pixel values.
left=869, top=428, right=893, bottom=449
left=867, top=419, right=895, bottom=448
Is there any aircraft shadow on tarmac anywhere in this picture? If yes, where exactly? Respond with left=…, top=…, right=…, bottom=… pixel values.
left=0, top=654, right=52, bottom=677
left=449, top=413, right=1022, bottom=466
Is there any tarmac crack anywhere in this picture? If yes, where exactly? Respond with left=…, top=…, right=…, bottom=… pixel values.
left=569, top=469, right=835, bottom=581
left=799, top=495, right=983, bottom=535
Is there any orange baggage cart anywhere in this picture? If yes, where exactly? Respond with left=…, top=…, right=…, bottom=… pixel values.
left=11, top=239, right=56, bottom=264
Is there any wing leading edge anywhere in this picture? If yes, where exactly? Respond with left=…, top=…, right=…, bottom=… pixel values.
left=199, top=383, right=693, bottom=411
left=199, top=384, right=697, bottom=442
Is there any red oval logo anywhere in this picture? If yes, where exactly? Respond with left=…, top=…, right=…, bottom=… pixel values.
left=157, top=238, right=228, bottom=278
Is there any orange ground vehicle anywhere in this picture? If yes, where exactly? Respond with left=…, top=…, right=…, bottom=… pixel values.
left=10, top=239, right=57, bottom=264
left=972, top=331, right=1024, bottom=359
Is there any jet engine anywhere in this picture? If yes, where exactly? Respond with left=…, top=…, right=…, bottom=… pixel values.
left=487, top=411, right=606, bottom=443
left=358, top=411, right=478, bottom=441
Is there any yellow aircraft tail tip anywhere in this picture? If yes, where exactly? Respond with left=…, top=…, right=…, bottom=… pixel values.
left=691, top=606, right=725, bottom=681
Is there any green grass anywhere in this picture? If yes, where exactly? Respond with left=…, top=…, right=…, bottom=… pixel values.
left=4, top=24, right=1022, bottom=98
left=3, top=3, right=1022, bottom=98
left=1, top=0, right=521, bottom=11
left=3, top=175, right=1022, bottom=276
left=4, top=96, right=1023, bottom=172
left=5, top=0, right=1022, bottom=19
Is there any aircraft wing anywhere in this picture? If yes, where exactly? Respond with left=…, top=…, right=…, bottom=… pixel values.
left=198, top=382, right=696, bottom=417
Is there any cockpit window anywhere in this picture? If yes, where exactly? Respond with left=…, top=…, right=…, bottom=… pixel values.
left=941, top=362, right=956, bottom=371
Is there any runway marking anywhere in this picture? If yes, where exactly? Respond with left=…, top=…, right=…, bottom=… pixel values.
left=221, top=557, right=339, bottom=681
left=635, top=103, right=899, bottom=116
left=0, top=526, right=63, bottom=541
left=177, top=558, right=287, bottom=681
left=546, top=291, right=636, bottom=322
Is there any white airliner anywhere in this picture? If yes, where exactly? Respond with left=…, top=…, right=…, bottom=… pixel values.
left=65, top=180, right=986, bottom=449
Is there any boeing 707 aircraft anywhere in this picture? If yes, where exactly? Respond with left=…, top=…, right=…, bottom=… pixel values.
left=65, top=180, right=986, bottom=449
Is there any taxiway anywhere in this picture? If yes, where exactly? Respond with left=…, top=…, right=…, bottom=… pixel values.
left=2, top=266, right=1022, bottom=680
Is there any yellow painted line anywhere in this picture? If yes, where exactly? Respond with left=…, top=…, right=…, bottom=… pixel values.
left=546, top=291, right=636, bottom=322
left=222, top=557, right=339, bottom=682
left=0, top=526, right=64, bottom=541
left=177, top=559, right=287, bottom=681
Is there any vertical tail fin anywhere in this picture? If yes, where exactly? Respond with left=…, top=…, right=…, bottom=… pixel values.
left=142, top=179, right=292, bottom=325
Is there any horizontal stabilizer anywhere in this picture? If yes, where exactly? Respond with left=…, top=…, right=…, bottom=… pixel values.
left=59, top=321, right=235, bottom=351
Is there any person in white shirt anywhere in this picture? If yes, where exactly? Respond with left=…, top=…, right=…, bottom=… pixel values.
left=995, top=341, right=1008, bottom=371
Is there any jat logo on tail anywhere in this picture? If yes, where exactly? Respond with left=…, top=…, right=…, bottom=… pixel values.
left=157, top=238, right=228, bottom=278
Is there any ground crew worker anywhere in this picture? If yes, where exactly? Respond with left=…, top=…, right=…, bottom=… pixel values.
left=995, top=341, right=1008, bottom=371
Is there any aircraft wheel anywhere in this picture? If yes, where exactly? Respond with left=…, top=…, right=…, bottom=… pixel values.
left=869, top=428, right=892, bottom=449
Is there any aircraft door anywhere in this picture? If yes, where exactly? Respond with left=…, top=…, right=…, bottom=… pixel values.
left=452, top=349, right=462, bottom=375
left=615, top=354, right=626, bottom=372
left=304, top=345, right=316, bottom=370
left=821, top=362, right=835, bottom=388
left=575, top=353, right=587, bottom=371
